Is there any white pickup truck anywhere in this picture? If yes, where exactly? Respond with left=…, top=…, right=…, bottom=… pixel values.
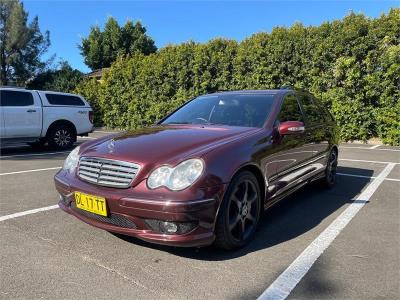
left=0, top=87, right=93, bottom=150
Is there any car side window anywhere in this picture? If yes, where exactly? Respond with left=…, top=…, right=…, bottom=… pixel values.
left=278, top=94, right=304, bottom=123
left=298, top=93, right=325, bottom=125
left=0, top=90, right=34, bottom=107
left=312, top=96, right=334, bottom=122
left=45, top=94, right=85, bottom=106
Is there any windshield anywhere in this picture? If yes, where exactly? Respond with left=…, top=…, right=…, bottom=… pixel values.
left=161, top=94, right=275, bottom=128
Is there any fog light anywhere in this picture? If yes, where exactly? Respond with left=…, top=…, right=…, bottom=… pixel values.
left=144, top=219, right=198, bottom=234
left=161, top=221, right=178, bottom=233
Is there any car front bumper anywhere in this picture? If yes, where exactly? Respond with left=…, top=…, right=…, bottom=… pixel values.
left=54, top=173, right=225, bottom=247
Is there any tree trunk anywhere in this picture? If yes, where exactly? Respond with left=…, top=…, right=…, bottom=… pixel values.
left=0, top=65, right=7, bottom=85
left=0, top=49, right=7, bottom=85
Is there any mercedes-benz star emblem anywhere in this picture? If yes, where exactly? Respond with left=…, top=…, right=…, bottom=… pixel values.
left=107, top=139, right=115, bottom=153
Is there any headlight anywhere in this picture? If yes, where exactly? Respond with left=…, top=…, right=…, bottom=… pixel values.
left=147, top=159, right=204, bottom=191
left=63, top=146, right=80, bottom=172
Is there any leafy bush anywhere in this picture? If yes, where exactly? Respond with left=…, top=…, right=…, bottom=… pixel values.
left=28, top=61, right=83, bottom=92
left=76, top=9, right=399, bottom=145
left=74, top=78, right=104, bottom=126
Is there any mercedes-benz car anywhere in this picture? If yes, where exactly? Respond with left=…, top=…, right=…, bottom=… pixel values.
left=54, top=89, right=338, bottom=250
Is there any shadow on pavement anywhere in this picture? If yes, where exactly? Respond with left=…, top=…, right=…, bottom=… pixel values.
left=115, top=167, right=373, bottom=260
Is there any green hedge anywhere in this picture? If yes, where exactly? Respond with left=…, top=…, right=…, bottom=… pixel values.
left=76, top=9, right=400, bottom=145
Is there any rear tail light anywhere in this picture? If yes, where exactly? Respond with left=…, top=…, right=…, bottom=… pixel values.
left=89, top=111, right=94, bottom=124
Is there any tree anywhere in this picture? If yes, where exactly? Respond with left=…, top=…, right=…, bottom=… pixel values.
left=79, top=17, right=156, bottom=70
left=122, top=21, right=157, bottom=56
left=0, top=0, right=50, bottom=85
left=76, top=9, right=399, bottom=145
left=27, top=60, right=83, bottom=92
left=80, top=25, right=103, bottom=72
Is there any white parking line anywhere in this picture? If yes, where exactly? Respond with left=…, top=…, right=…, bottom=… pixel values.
left=258, top=162, right=396, bottom=300
left=339, top=158, right=400, bottom=165
left=78, top=136, right=96, bottom=139
left=0, top=167, right=61, bottom=176
left=0, top=144, right=30, bottom=149
left=0, top=205, right=59, bottom=222
left=337, top=172, right=400, bottom=182
left=337, top=172, right=374, bottom=180
left=385, top=177, right=400, bottom=182
left=369, top=145, right=380, bottom=149
left=341, top=146, right=400, bottom=152
left=0, top=151, right=69, bottom=159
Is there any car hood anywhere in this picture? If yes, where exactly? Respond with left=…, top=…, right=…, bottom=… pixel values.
left=80, top=125, right=258, bottom=167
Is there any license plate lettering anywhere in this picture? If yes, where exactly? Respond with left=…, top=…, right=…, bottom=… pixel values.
left=74, top=192, right=107, bottom=217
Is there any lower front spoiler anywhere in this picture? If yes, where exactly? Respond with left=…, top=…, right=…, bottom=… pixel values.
left=58, top=201, right=215, bottom=247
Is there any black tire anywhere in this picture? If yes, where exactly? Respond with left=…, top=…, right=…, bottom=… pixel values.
left=320, top=149, right=338, bottom=189
left=47, top=124, right=76, bottom=150
left=214, top=171, right=261, bottom=250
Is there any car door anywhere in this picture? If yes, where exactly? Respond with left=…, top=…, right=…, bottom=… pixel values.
left=267, top=93, right=312, bottom=197
left=1, top=90, right=42, bottom=138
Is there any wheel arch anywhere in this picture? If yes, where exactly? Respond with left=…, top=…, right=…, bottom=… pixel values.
left=213, top=163, right=266, bottom=249
left=228, top=163, right=266, bottom=207
left=331, top=145, right=339, bottom=156
left=46, top=119, right=77, bottom=140
left=213, top=162, right=266, bottom=230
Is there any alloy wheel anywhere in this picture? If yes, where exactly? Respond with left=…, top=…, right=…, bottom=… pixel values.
left=228, top=179, right=259, bottom=242
left=326, top=151, right=338, bottom=184
left=54, top=129, right=72, bottom=147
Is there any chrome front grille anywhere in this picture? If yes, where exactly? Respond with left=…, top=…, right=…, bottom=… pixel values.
left=78, top=157, right=140, bottom=188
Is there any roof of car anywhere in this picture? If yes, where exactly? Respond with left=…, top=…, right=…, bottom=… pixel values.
left=209, top=89, right=292, bottom=96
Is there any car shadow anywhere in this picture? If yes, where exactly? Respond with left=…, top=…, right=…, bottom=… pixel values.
left=114, top=166, right=374, bottom=260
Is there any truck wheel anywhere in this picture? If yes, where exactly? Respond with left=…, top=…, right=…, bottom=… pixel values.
left=47, top=124, right=76, bottom=150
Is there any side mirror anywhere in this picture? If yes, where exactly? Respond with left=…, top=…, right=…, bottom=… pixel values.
left=278, top=121, right=305, bottom=135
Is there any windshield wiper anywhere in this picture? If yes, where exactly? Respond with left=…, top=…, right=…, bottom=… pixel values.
left=201, top=122, right=225, bottom=126
left=163, top=122, right=193, bottom=125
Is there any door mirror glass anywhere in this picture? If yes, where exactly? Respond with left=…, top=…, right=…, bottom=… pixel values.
left=278, top=121, right=305, bottom=135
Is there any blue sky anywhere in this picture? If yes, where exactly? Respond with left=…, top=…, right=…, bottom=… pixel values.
left=24, top=0, right=398, bottom=73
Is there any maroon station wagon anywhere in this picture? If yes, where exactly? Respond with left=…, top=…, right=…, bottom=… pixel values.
left=55, top=89, right=339, bottom=249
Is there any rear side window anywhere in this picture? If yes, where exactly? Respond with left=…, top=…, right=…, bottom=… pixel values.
left=0, top=90, right=34, bottom=106
left=298, top=93, right=325, bottom=125
left=312, top=96, right=334, bottom=122
left=45, top=94, right=85, bottom=106
left=278, top=94, right=304, bottom=123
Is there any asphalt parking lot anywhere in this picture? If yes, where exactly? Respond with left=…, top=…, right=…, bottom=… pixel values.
left=1, top=132, right=399, bottom=300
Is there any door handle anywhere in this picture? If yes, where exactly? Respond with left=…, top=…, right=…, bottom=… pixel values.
left=27, top=109, right=37, bottom=113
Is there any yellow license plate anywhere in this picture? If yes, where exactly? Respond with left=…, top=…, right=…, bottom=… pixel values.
left=75, top=192, right=108, bottom=216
